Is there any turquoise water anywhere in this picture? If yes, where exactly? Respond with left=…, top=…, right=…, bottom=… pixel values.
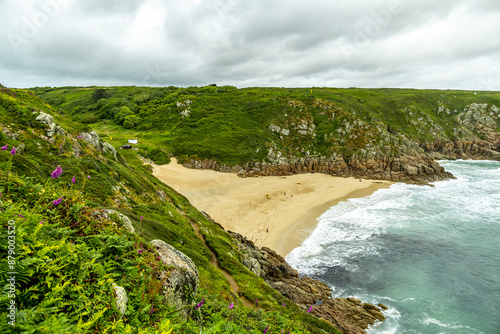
left=286, top=160, right=500, bottom=334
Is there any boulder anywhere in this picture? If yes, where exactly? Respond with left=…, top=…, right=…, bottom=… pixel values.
left=81, top=130, right=101, bottom=148
left=80, top=131, right=117, bottom=159
left=347, top=297, right=362, bottom=306
left=112, top=283, right=128, bottom=316
left=101, top=209, right=135, bottom=233
left=378, top=303, right=388, bottom=310
left=36, top=111, right=55, bottom=127
left=156, top=189, right=166, bottom=202
left=150, top=240, right=199, bottom=309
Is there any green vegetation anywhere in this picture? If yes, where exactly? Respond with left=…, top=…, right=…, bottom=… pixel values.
left=0, top=85, right=339, bottom=333
left=2, top=83, right=498, bottom=333
left=31, top=86, right=500, bottom=166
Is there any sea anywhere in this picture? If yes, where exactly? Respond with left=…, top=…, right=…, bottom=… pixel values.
left=286, top=160, right=500, bottom=334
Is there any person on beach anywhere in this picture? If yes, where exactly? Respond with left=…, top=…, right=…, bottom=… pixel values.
left=266, top=228, right=268, bottom=233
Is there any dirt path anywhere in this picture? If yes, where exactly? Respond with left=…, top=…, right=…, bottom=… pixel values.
left=189, top=220, right=253, bottom=308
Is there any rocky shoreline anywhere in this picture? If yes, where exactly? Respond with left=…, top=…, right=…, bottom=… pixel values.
left=182, top=153, right=454, bottom=184
left=180, top=136, right=500, bottom=184
left=230, top=231, right=387, bottom=334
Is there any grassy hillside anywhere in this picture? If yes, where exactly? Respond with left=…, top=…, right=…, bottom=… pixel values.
left=32, top=86, right=500, bottom=167
left=0, top=85, right=338, bottom=333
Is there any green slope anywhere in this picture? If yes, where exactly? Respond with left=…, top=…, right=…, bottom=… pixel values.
left=0, top=85, right=339, bottom=333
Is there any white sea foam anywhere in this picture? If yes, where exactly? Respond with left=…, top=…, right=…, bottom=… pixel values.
left=287, top=160, right=500, bottom=334
left=420, top=315, right=484, bottom=333
left=286, top=184, right=416, bottom=273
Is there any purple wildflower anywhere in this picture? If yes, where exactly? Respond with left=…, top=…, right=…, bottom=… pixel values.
left=308, top=305, right=313, bottom=313
left=229, top=302, right=234, bottom=309
left=51, top=166, right=63, bottom=179
left=150, top=305, right=154, bottom=314
left=10, top=147, right=16, bottom=155
left=1, top=145, right=7, bottom=151
left=39, top=221, right=43, bottom=224
left=194, top=298, right=205, bottom=309
left=53, top=197, right=63, bottom=206
left=78, top=135, right=82, bottom=139
left=283, top=302, right=286, bottom=307
left=255, top=299, right=258, bottom=303
left=263, top=325, right=269, bottom=333
left=115, top=256, right=119, bottom=260
left=87, top=175, right=90, bottom=179
left=140, top=216, right=143, bottom=220
left=138, top=249, right=144, bottom=254
left=71, top=176, right=76, bottom=184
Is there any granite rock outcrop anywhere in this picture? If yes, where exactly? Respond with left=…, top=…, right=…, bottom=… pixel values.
left=150, top=239, right=200, bottom=310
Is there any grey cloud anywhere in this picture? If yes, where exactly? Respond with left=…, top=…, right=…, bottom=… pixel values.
left=72, top=0, right=145, bottom=16
left=0, top=0, right=499, bottom=90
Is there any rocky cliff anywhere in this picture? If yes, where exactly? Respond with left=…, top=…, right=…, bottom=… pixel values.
left=182, top=153, right=451, bottom=184
left=182, top=101, right=499, bottom=183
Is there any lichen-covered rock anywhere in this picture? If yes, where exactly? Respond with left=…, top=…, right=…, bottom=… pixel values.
left=80, top=130, right=117, bottom=160
left=35, top=111, right=55, bottom=128
left=112, top=283, right=128, bottom=316
left=150, top=239, right=199, bottom=310
left=92, top=209, right=135, bottom=233
left=36, top=111, right=66, bottom=139
left=102, top=142, right=117, bottom=160
left=156, top=189, right=167, bottom=202
left=81, top=130, right=101, bottom=148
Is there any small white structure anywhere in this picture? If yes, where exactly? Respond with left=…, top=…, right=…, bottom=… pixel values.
left=128, top=139, right=138, bottom=145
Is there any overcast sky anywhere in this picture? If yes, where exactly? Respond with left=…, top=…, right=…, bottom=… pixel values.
left=0, top=0, right=499, bottom=90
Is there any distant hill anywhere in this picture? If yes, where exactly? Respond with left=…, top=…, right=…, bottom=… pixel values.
left=32, top=86, right=500, bottom=183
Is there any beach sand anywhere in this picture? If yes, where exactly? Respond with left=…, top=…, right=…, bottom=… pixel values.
left=153, top=158, right=392, bottom=257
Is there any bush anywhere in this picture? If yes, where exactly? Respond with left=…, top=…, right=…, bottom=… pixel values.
left=148, top=148, right=170, bottom=165
left=79, top=114, right=99, bottom=124
left=123, top=114, right=141, bottom=129
left=114, top=106, right=134, bottom=125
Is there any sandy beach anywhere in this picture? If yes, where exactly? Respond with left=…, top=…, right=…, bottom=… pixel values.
left=153, top=158, right=392, bottom=256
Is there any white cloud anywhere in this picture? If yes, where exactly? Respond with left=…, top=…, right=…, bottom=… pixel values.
left=0, top=0, right=499, bottom=90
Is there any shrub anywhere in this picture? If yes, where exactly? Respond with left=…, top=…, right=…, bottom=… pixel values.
left=114, top=106, right=134, bottom=125
left=147, top=148, right=170, bottom=165
left=123, top=114, right=141, bottom=129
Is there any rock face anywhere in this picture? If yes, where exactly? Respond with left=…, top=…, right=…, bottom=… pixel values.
left=421, top=103, right=500, bottom=161
left=36, top=111, right=66, bottom=138
left=231, top=232, right=386, bottom=334
left=80, top=130, right=117, bottom=160
left=150, top=240, right=199, bottom=310
left=34, top=111, right=117, bottom=160
left=182, top=154, right=452, bottom=184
